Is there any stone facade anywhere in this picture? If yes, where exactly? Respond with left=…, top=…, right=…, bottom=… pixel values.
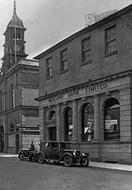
left=0, top=2, right=40, bottom=154
left=35, top=4, right=132, bottom=164
left=0, top=59, right=40, bottom=154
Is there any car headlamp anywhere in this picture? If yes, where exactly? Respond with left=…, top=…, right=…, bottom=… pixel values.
left=73, top=150, right=77, bottom=156
left=81, top=152, right=85, bottom=156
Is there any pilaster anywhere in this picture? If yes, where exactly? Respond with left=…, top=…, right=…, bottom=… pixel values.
left=72, top=100, right=78, bottom=142
left=56, top=104, right=61, bottom=141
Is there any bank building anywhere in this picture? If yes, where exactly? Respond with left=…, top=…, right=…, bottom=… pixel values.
left=0, top=1, right=39, bottom=153
left=35, top=4, right=132, bottom=164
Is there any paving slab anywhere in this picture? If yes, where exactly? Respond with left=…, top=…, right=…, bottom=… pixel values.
left=90, top=161, right=132, bottom=172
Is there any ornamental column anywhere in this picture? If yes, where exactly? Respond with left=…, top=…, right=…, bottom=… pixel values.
left=94, top=95, right=99, bottom=140
left=72, top=100, right=78, bottom=142
left=57, top=104, right=61, bottom=141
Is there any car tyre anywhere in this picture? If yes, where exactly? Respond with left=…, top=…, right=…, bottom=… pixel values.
left=80, top=157, right=89, bottom=167
left=63, top=156, right=72, bottom=167
left=37, top=153, right=45, bottom=164
left=19, top=153, right=24, bottom=161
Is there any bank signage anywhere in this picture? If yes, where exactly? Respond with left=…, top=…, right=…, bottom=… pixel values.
left=48, top=82, right=107, bottom=103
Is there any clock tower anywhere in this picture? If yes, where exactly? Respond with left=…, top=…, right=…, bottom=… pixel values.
left=2, top=0, right=28, bottom=73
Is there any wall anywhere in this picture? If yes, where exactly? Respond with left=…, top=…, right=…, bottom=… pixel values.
left=39, top=11, right=132, bottom=97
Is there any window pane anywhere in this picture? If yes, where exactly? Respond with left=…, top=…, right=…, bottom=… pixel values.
left=81, top=103, right=94, bottom=142
left=104, top=98, right=120, bottom=140
left=83, top=50, right=91, bottom=62
left=82, top=38, right=91, bottom=51
left=46, top=57, right=53, bottom=78
left=105, top=25, right=116, bottom=54
left=60, top=49, right=68, bottom=72
left=82, top=37, right=91, bottom=63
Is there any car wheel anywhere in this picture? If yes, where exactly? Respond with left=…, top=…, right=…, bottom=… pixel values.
left=38, top=153, right=45, bottom=164
left=19, top=153, right=24, bottom=161
left=80, top=157, right=89, bottom=167
left=63, top=156, right=72, bottom=167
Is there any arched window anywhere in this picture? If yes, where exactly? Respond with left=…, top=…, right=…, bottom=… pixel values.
left=81, top=103, right=94, bottom=142
left=104, top=98, right=120, bottom=140
left=48, top=110, right=56, bottom=121
left=64, top=107, right=73, bottom=142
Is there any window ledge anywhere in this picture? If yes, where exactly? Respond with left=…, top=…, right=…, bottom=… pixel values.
left=81, top=59, right=92, bottom=66
left=60, top=69, right=68, bottom=75
left=46, top=76, right=53, bottom=81
left=104, top=50, right=117, bottom=57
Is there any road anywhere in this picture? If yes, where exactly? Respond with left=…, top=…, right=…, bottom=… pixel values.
left=0, top=157, right=132, bottom=190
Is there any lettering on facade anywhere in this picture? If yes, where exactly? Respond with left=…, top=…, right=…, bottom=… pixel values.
left=86, top=82, right=107, bottom=93
left=68, top=89, right=79, bottom=97
left=48, top=82, right=107, bottom=103
left=49, top=94, right=64, bottom=102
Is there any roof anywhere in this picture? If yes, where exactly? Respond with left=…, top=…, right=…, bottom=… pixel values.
left=6, top=0, right=25, bottom=30
left=34, top=4, right=132, bottom=60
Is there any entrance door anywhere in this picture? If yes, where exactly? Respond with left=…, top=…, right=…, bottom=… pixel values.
left=16, top=134, right=19, bottom=153
left=49, top=127, right=56, bottom=141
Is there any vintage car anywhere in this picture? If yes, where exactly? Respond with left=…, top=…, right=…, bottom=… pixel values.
left=37, top=141, right=89, bottom=167
left=18, top=149, right=38, bottom=162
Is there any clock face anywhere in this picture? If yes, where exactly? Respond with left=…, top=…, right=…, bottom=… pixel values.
left=14, top=45, right=20, bottom=52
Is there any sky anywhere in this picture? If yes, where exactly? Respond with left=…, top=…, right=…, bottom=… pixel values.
left=0, top=0, right=132, bottom=66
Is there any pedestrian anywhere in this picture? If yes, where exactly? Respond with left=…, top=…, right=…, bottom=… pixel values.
left=30, top=141, right=35, bottom=151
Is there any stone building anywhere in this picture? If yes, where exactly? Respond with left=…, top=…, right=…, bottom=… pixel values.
left=0, top=1, right=39, bottom=153
left=35, top=4, right=132, bottom=164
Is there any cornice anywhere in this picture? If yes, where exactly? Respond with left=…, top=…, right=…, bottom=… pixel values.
left=35, top=69, right=132, bottom=102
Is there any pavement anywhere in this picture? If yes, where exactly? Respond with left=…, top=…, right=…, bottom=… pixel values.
left=1, top=153, right=132, bottom=172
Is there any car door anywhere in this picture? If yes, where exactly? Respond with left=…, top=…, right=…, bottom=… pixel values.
left=50, top=142, right=59, bottom=160
left=44, top=142, right=52, bottom=159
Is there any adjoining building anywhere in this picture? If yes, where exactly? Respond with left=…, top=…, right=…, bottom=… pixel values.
left=0, top=1, right=39, bottom=154
left=35, top=4, right=132, bottom=164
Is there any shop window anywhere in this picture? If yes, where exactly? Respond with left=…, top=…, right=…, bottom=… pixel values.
left=64, top=107, right=73, bottom=141
left=81, top=37, right=92, bottom=64
left=105, top=25, right=117, bottom=55
left=60, top=48, right=68, bottom=73
left=48, top=110, right=56, bottom=121
left=104, top=98, right=120, bottom=140
left=81, top=103, right=94, bottom=142
left=46, top=57, right=53, bottom=79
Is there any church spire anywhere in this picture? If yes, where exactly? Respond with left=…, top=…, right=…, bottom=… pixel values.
left=14, top=0, right=16, bottom=14
left=2, top=0, right=28, bottom=73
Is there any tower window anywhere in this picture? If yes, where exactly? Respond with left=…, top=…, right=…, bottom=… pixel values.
left=17, top=31, right=21, bottom=40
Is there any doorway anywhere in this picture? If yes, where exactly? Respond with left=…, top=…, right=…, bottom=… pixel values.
left=49, top=127, right=56, bottom=141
